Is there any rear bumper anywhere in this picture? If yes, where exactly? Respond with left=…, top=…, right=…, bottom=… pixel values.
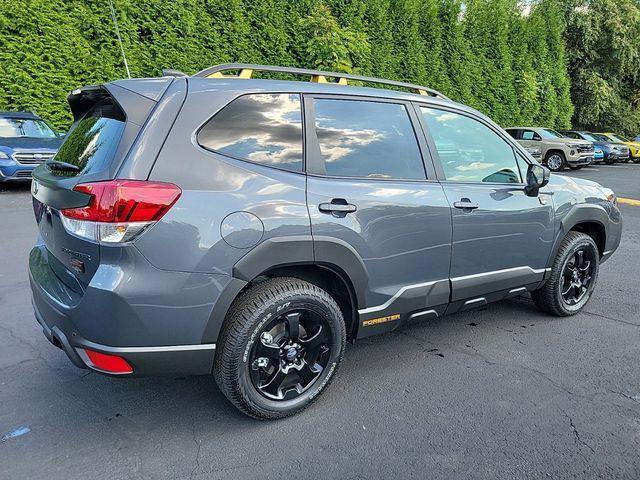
left=28, top=244, right=235, bottom=376
left=33, top=299, right=216, bottom=376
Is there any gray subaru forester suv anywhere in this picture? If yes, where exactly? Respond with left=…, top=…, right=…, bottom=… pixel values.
left=29, top=64, right=622, bottom=419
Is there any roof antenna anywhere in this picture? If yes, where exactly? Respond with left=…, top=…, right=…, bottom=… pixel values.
left=108, top=0, right=131, bottom=79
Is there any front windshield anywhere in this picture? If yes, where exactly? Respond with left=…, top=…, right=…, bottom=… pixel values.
left=0, top=118, right=57, bottom=138
left=591, top=133, right=610, bottom=142
left=541, top=128, right=564, bottom=139
left=607, top=133, right=629, bottom=143
left=580, top=133, right=598, bottom=142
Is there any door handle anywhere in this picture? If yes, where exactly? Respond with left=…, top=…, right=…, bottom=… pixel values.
left=319, top=200, right=357, bottom=214
left=453, top=199, right=479, bottom=210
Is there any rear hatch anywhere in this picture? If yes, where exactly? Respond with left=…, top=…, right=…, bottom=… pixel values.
left=31, top=81, right=167, bottom=291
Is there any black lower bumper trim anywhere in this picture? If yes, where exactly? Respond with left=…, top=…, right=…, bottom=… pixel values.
left=33, top=298, right=216, bottom=376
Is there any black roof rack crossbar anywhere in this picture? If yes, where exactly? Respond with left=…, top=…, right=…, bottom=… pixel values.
left=193, top=63, right=449, bottom=100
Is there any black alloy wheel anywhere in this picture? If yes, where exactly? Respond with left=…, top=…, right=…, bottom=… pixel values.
left=531, top=231, right=599, bottom=316
left=249, top=309, right=331, bottom=401
left=559, top=248, right=595, bottom=306
left=214, top=277, right=345, bottom=419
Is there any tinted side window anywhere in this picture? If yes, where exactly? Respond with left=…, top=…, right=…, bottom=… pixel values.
left=421, top=107, right=522, bottom=184
left=506, top=129, right=519, bottom=139
left=198, top=93, right=303, bottom=172
left=312, top=99, right=425, bottom=180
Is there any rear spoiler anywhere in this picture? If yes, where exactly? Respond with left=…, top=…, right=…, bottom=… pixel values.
left=67, top=78, right=174, bottom=124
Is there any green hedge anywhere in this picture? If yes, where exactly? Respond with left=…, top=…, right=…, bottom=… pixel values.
left=0, top=0, right=574, bottom=131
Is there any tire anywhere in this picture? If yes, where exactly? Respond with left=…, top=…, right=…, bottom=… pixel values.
left=545, top=152, right=566, bottom=171
left=531, top=231, right=599, bottom=316
left=213, top=277, right=346, bottom=420
left=633, top=157, right=640, bottom=164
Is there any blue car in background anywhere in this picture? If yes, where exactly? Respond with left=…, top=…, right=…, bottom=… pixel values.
left=0, top=111, right=62, bottom=182
left=559, top=130, right=629, bottom=164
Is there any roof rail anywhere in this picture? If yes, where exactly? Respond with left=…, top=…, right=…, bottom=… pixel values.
left=193, top=63, right=449, bottom=100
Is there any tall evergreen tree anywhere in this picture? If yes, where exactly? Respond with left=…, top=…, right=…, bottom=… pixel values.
left=563, top=0, right=640, bottom=133
left=390, top=0, right=428, bottom=84
left=417, top=0, right=450, bottom=93
left=361, top=0, right=397, bottom=79
left=510, top=9, right=540, bottom=125
left=0, top=0, right=580, bottom=131
left=438, top=0, right=476, bottom=104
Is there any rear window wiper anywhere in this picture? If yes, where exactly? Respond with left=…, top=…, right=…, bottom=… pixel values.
left=45, top=159, right=81, bottom=172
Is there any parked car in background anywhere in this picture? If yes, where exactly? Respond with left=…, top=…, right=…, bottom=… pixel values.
left=559, top=130, right=628, bottom=164
left=0, top=111, right=62, bottom=182
left=596, top=133, right=640, bottom=163
left=505, top=127, right=594, bottom=171
left=633, top=135, right=640, bottom=142
left=590, top=133, right=630, bottom=163
left=524, top=146, right=542, bottom=161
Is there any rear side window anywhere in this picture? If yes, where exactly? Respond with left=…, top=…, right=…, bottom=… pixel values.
left=198, top=93, right=303, bottom=172
left=52, top=99, right=125, bottom=177
left=522, top=130, right=540, bottom=141
left=421, top=107, right=521, bottom=184
left=312, top=99, right=425, bottom=180
left=505, top=129, right=519, bottom=139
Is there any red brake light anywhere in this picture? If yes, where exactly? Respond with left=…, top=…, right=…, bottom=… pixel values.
left=82, top=349, right=133, bottom=374
left=61, top=180, right=182, bottom=222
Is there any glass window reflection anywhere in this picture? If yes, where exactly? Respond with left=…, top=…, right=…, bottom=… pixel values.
left=198, top=94, right=303, bottom=172
left=313, top=99, right=425, bottom=180
left=421, top=107, right=521, bottom=183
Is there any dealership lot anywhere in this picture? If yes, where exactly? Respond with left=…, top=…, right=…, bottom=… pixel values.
left=1, top=165, right=639, bottom=480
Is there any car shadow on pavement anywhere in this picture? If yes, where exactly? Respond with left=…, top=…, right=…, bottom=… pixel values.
left=46, top=293, right=548, bottom=426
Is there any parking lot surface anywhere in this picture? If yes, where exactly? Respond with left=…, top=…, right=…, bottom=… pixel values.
left=1, top=164, right=639, bottom=480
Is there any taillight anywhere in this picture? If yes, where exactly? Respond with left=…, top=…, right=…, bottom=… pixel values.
left=60, top=180, right=181, bottom=244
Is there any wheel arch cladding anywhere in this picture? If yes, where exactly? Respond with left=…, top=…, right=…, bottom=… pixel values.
left=232, top=235, right=368, bottom=309
left=546, top=148, right=566, bottom=159
left=569, top=221, right=606, bottom=255
left=258, top=264, right=360, bottom=340
left=551, top=205, right=609, bottom=266
left=203, top=235, right=369, bottom=343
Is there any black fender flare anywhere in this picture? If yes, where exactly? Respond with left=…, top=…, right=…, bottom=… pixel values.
left=201, top=235, right=369, bottom=343
left=546, top=203, right=609, bottom=268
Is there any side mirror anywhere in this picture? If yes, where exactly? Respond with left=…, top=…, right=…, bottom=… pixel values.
left=525, top=163, right=550, bottom=197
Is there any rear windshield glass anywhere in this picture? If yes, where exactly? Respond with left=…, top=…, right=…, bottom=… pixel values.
left=51, top=99, right=125, bottom=176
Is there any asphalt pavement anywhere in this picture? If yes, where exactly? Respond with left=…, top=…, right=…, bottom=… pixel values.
left=1, top=164, right=639, bottom=480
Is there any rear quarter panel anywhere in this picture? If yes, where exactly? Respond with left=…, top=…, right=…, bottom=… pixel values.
left=136, top=85, right=311, bottom=275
